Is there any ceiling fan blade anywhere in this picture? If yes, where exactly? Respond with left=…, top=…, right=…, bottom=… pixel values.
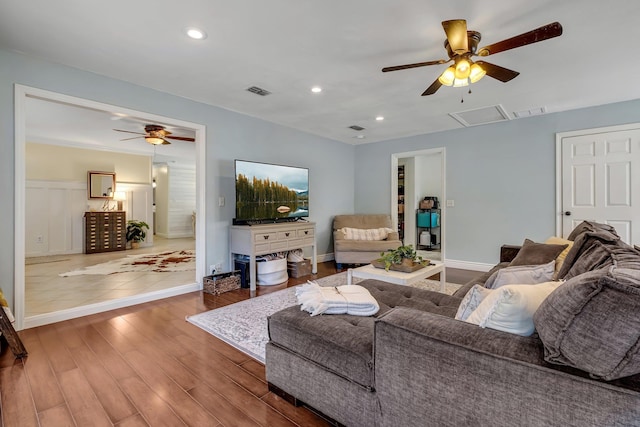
left=421, top=78, right=442, bottom=96
left=382, top=59, right=447, bottom=72
left=477, top=22, right=562, bottom=56
left=442, top=19, right=468, bottom=54
left=475, top=61, right=520, bottom=82
left=119, top=136, right=144, bottom=141
left=114, top=129, right=146, bottom=135
left=166, top=135, right=196, bottom=142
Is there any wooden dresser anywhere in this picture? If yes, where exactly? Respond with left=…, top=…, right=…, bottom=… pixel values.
left=84, top=211, right=126, bottom=254
left=229, top=222, right=317, bottom=290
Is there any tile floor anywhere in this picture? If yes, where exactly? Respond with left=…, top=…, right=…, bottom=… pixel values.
left=25, top=236, right=196, bottom=317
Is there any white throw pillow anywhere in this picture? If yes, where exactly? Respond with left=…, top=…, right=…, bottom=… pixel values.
left=484, top=260, right=556, bottom=289
left=455, top=284, right=493, bottom=321
left=340, top=227, right=394, bottom=241
left=465, top=281, right=564, bottom=336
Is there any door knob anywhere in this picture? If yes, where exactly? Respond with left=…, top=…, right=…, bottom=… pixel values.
left=564, top=211, right=572, bottom=216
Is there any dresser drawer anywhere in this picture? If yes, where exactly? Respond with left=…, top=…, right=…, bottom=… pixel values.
left=277, top=230, right=296, bottom=240
left=297, top=228, right=314, bottom=238
left=254, top=232, right=277, bottom=242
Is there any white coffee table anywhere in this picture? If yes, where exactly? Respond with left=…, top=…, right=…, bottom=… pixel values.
left=347, top=261, right=446, bottom=292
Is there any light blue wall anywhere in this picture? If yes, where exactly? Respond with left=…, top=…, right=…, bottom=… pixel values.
left=0, top=49, right=355, bottom=308
left=354, top=99, right=640, bottom=265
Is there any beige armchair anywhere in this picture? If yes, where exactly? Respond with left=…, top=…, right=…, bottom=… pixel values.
left=333, top=214, right=402, bottom=268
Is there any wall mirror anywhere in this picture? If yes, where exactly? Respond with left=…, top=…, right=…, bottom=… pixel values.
left=88, top=171, right=116, bottom=199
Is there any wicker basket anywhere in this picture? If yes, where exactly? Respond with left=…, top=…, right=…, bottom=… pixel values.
left=203, top=272, right=241, bottom=295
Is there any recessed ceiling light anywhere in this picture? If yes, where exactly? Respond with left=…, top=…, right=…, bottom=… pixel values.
left=375, top=116, right=384, bottom=121
left=354, top=135, right=365, bottom=139
left=311, top=86, right=322, bottom=93
left=184, top=27, right=207, bottom=40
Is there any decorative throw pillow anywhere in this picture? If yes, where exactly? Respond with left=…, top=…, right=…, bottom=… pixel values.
left=484, top=260, right=556, bottom=289
left=508, top=239, right=568, bottom=267
left=455, top=284, right=493, bottom=321
left=544, top=236, right=574, bottom=275
left=340, top=227, right=393, bottom=241
left=465, top=281, right=563, bottom=336
left=534, top=267, right=640, bottom=381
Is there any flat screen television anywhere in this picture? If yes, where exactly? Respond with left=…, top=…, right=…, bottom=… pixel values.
left=234, top=159, right=309, bottom=225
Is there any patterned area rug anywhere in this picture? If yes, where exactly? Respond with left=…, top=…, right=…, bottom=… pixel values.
left=59, top=250, right=195, bottom=277
left=186, top=272, right=460, bottom=363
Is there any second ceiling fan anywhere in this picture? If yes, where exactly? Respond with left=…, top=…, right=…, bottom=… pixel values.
left=114, top=124, right=195, bottom=145
left=382, top=19, right=563, bottom=96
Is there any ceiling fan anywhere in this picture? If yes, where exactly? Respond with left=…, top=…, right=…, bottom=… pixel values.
left=382, top=20, right=563, bottom=96
left=113, top=124, right=195, bottom=145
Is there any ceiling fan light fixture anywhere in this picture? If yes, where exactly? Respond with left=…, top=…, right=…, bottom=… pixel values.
left=469, top=63, right=486, bottom=83
left=145, top=136, right=165, bottom=145
left=438, top=66, right=456, bottom=86
left=454, top=58, right=471, bottom=80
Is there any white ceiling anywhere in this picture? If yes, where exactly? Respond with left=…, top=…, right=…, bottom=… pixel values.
left=3, top=0, right=640, bottom=145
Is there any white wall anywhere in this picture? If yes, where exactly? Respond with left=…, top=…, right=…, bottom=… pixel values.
left=24, top=143, right=154, bottom=256
left=154, top=163, right=196, bottom=239
left=355, top=102, right=640, bottom=266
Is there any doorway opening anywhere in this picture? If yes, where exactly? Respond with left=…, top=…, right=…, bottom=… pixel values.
left=391, top=148, right=446, bottom=262
left=14, top=85, right=207, bottom=330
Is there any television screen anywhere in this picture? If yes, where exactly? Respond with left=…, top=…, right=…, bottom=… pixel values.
left=234, top=160, right=309, bottom=224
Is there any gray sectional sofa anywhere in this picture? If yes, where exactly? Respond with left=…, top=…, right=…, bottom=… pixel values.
left=266, top=222, right=640, bottom=426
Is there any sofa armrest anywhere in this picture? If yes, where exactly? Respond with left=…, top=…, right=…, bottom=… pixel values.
left=500, top=244, right=521, bottom=263
left=373, top=307, right=638, bottom=426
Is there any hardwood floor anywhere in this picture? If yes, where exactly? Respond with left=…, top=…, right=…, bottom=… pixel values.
left=1, top=261, right=476, bottom=426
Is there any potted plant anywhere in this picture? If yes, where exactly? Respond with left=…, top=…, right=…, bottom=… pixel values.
left=126, top=220, right=149, bottom=249
left=374, top=244, right=427, bottom=272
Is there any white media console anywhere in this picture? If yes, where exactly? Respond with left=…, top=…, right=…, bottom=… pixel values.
left=229, top=221, right=317, bottom=291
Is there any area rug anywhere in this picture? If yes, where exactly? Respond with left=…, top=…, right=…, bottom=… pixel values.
left=59, top=250, right=195, bottom=277
left=186, top=272, right=460, bottom=363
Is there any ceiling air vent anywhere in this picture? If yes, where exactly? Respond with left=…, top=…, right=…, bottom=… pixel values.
left=513, top=106, right=547, bottom=118
left=349, top=125, right=365, bottom=131
left=449, top=105, right=510, bottom=127
left=246, top=86, right=272, bottom=96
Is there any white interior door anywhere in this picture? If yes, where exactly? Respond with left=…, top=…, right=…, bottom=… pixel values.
left=561, top=127, right=640, bottom=244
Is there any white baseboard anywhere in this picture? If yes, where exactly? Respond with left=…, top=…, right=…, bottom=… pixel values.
left=22, top=282, right=200, bottom=329
left=317, top=253, right=334, bottom=263
left=444, top=259, right=494, bottom=272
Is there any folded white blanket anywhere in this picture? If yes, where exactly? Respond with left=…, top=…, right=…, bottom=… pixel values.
left=295, top=281, right=380, bottom=317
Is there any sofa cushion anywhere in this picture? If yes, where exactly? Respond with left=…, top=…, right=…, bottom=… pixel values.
left=557, top=227, right=626, bottom=280
left=465, top=281, right=563, bottom=336
left=267, top=279, right=461, bottom=388
left=534, top=266, right=640, bottom=380
left=509, top=239, right=568, bottom=267
left=484, top=260, right=556, bottom=289
left=567, top=220, right=619, bottom=241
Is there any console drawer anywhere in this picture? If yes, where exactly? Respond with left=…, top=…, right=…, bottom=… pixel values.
left=297, top=228, right=314, bottom=238
left=255, top=232, right=276, bottom=242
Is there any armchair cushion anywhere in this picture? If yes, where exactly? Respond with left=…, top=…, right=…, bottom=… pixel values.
left=339, top=227, right=394, bottom=241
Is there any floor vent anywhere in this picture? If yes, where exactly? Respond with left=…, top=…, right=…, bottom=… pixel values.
left=449, top=105, right=510, bottom=127
left=348, top=125, right=365, bottom=131
left=246, top=86, right=272, bottom=96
